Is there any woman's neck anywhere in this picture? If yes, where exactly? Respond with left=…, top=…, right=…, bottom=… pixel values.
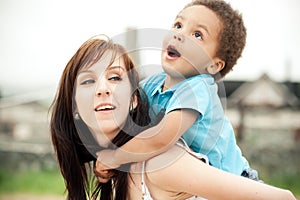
left=90, top=129, right=119, bottom=148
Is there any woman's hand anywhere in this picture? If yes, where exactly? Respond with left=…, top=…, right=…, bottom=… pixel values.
left=94, top=150, right=120, bottom=183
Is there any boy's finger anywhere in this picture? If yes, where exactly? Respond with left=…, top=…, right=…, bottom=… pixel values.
left=94, top=167, right=110, bottom=179
left=96, top=174, right=110, bottom=183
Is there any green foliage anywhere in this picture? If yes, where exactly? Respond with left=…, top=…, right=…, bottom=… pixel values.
left=265, top=173, right=300, bottom=196
left=0, top=167, right=299, bottom=197
left=0, top=168, right=65, bottom=195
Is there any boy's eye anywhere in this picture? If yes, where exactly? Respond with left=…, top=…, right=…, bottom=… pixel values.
left=193, top=32, right=203, bottom=40
left=80, top=79, right=95, bottom=85
left=173, top=22, right=182, bottom=30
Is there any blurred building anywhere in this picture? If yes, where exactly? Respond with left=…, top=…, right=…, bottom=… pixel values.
left=220, top=74, right=300, bottom=175
left=221, top=74, right=300, bottom=136
left=0, top=73, right=299, bottom=172
left=0, top=90, right=55, bottom=170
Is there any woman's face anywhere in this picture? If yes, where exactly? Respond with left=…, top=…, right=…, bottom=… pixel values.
left=75, top=50, right=136, bottom=147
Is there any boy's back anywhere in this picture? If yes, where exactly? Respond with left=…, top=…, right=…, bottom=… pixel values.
left=141, top=72, right=249, bottom=175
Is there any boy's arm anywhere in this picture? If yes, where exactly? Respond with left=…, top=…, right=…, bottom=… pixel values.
left=96, top=108, right=199, bottom=169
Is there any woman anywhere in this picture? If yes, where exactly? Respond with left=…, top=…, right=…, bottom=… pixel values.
left=50, top=35, right=296, bottom=200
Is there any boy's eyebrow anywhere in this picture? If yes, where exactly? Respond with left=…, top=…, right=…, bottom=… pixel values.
left=175, top=14, right=210, bottom=35
left=196, top=23, right=209, bottom=35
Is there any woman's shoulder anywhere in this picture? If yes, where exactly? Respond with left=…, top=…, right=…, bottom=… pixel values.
left=145, top=144, right=195, bottom=184
left=145, top=139, right=210, bottom=184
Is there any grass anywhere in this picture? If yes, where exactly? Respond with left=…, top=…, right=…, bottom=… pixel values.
left=0, top=168, right=299, bottom=198
left=250, top=163, right=300, bottom=197
left=0, top=168, right=65, bottom=195
left=264, top=173, right=300, bottom=196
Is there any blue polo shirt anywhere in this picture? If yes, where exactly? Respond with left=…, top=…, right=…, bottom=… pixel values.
left=140, top=72, right=249, bottom=175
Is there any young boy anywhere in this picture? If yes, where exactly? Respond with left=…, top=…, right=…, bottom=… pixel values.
left=95, top=0, right=260, bottom=182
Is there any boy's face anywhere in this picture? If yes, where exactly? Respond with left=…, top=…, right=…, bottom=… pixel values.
left=161, top=5, right=223, bottom=79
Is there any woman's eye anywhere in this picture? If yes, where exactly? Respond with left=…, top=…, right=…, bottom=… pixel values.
left=80, top=79, right=95, bottom=85
left=193, top=32, right=203, bottom=40
left=108, top=75, right=122, bottom=81
left=173, top=22, right=182, bottom=30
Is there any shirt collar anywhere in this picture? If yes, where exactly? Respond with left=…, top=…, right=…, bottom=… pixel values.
left=150, top=73, right=177, bottom=96
left=150, top=73, right=214, bottom=96
left=150, top=82, right=178, bottom=96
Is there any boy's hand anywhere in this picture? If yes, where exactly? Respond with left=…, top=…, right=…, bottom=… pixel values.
left=93, top=166, right=112, bottom=183
left=94, top=150, right=120, bottom=183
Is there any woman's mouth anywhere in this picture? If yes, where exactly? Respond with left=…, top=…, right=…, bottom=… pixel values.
left=95, top=104, right=116, bottom=112
left=167, top=45, right=181, bottom=58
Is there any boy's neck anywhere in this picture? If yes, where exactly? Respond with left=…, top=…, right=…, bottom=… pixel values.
left=162, top=75, right=185, bottom=92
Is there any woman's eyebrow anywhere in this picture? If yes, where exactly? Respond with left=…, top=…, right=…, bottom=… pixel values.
left=106, top=66, right=125, bottom=72
left=78, top=69, right=93, bottom=75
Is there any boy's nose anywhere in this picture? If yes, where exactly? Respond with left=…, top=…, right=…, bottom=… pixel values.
left=173, top=32, right=184, bottom=42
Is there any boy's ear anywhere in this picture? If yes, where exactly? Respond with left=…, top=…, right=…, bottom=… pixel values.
left=207, top=58, right=225, bottom=75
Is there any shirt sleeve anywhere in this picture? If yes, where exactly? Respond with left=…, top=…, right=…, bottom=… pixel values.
left=166, top=76, right=212, bottom=118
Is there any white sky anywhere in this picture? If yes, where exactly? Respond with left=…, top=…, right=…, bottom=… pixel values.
left=0, top=0, right=300, bottom=95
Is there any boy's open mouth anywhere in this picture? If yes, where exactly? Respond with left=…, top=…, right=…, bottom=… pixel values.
left=167, top=45, right=181, bottom=58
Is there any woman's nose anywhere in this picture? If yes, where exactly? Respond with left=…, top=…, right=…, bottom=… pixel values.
left=173, top=32, right=184, bottom=42
left=95, top=81, right=111, bottom=96
left=96, top=90, right=110, bottom=96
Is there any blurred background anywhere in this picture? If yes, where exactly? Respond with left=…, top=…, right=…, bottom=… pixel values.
left=0, top=0, right=299, bottom=199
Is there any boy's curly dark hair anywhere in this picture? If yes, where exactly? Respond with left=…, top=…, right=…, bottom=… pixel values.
left=184, top=0, right=247, bottom=81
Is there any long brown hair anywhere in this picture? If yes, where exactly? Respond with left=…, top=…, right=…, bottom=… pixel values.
left=50, top=35, right=152, bottom=199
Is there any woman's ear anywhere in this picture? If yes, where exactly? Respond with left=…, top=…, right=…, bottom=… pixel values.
left=130, top=94, right=138, bottom=112
left=73, top=107, right=79, bottom=118
left=132, top=95, right=138, bottom=110
left=207, top=58, right=225, bottom=75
